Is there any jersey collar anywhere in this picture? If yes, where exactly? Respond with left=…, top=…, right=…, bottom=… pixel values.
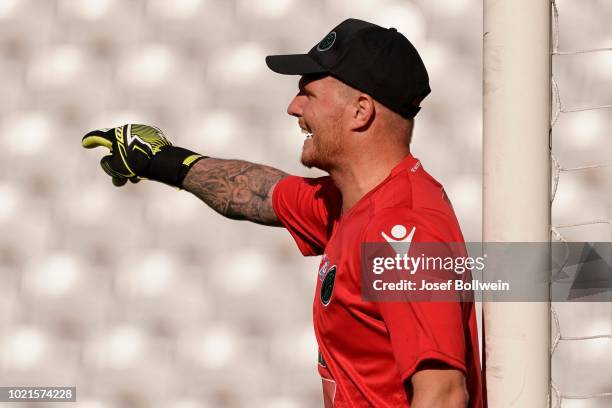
left=389, top=153, right=421, bottom=177
left=338, top=154, right=421, bottom=219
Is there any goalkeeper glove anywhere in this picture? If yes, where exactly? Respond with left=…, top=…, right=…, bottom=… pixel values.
left=82, top=124, right=205, bottom=188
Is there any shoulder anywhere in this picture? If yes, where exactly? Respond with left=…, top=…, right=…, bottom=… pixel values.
left=364, top=207, right=450, bottom=243
left=276, top=175, right=338, bottom=196
left=366, top=196, right=462, bottom=244
left=364, top=166, right=461, bottom=243
left=273, top=175, right=342, bottom=220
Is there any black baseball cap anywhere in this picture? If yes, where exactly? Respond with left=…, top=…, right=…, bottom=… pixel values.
left=266, top=18, right=431, bottom=118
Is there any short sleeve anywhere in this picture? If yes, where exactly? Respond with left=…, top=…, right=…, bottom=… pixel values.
left=363, top=209, right=470, bottom=381
left=272, top=176, right=341, bottom=256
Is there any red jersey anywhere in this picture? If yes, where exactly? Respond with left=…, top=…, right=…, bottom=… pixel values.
left=272, top=154, right=484, bottom=407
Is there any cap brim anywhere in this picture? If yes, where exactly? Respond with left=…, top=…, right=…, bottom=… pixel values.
left=265, top=54, right=326, bottom=75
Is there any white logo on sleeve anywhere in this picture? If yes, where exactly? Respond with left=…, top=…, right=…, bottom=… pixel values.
left=381, top=224, right=416, bottom=255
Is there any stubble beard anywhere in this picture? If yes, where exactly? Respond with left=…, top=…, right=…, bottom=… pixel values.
left=300, top=119, right=344, bottom=172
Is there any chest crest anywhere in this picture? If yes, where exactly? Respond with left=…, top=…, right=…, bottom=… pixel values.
left=318, top=255, right=337, bottom=306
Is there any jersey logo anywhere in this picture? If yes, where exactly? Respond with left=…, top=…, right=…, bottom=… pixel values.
left=320, top=265, right=336, bottom=306
left=318, top=255, right=330, bottom=282
left=381, top=224, right=416, bottom=255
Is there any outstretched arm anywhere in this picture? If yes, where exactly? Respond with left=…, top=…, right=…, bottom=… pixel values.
left=183, top=158, right=288, bottom=226
left=81, top=125, right=289, bottom=226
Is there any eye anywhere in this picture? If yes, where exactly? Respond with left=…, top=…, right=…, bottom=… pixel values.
left=303, top=88, right=315, bottom=98
left=296, top=89, right=314, bottom=99
left=298, top=75, right=320, bottom=98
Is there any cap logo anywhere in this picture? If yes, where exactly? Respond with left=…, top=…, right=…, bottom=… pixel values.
left=316, top=31, right=336, bottom=52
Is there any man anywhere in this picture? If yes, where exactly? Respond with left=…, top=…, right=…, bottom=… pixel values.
left=82, top=19, right=483, bottom=407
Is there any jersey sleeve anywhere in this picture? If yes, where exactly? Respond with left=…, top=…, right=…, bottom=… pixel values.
left=363, top=208, right=470, bottom=382
left=272, top=175, right=341, bottom=256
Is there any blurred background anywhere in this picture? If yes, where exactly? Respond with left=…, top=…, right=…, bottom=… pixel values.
left=0, top=0, right=609, bottom=407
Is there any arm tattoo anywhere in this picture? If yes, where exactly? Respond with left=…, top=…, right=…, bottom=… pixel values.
left=182, top=158, right=288, bottom=226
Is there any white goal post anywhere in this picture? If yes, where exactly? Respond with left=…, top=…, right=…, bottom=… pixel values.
left=483, top=0, right=552, bottom=406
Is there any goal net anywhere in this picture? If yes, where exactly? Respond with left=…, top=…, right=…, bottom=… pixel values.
left=483, top=0, right=612, bottom=406
left=550, top=1, right=612, bottom=407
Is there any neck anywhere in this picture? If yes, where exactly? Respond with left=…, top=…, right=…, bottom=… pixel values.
left=329, top=147, right=410, bottom=214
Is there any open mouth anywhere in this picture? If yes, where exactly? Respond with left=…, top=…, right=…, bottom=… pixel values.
left=301, top=127, right=313, bottom=139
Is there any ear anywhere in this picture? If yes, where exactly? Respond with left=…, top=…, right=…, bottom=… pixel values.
left=348, top=94, right=375, bottom=131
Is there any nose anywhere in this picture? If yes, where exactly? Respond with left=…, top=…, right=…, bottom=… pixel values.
left=287, top=95, right=305, bottom=118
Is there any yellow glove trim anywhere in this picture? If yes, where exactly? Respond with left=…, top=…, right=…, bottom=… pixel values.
left=82, top=135, right=113, bottom=150
left=183, top=154, right=203, bottom=166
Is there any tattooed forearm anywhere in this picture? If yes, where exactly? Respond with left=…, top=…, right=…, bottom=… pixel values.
left=182, top=158, right=288, bottom=226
